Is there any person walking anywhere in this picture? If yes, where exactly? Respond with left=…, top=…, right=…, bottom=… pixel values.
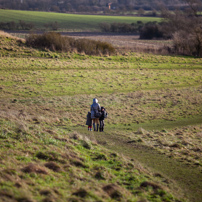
left=91, top=98, right=101, bottom=131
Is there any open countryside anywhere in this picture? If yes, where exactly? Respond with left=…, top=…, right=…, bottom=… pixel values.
left=0, top=2, right=202, bottom=202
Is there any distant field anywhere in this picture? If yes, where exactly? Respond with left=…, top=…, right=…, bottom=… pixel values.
left=0, top=9, right=161, bottom=31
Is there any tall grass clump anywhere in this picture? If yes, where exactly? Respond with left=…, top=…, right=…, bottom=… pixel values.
left=26, top=32, right=115, bottom=55
left=75, top=38, right=115, bottom=55
left=26, top=32, right=71, bottom=52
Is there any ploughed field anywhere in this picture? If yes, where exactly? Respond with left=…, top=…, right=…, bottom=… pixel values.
left=0, top=32, right=202, bottom=202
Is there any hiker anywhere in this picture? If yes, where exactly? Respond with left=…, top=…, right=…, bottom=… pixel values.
left=91, top=98, right=101, bottom=131
left=86, top=111, right=92, bottom=131
left=99, top=107, right=108, bottom=132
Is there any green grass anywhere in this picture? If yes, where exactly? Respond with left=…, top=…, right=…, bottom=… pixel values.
left=0, top=32, right=202, bottom=202
left=0, top=9, right=161, bottom=31
left=0, top=119, right=179, bottom=202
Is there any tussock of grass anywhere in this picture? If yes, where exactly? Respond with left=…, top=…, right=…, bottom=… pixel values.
left=21, top=163, right=48, bottom=174
left=103, top=184, right=123, bottom=200
left=44, top=162, right=62, bottom=172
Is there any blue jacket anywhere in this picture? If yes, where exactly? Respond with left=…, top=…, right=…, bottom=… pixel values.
left=90, top=98, right=101, bottom=119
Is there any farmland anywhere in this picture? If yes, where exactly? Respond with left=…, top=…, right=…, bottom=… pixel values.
left=0, top=9, right=161, bottom=31
left=0, top=31, right=202, bottom=202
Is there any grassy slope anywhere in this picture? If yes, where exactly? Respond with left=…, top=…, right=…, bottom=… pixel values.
left=81, top=124, right=202, bottom=202
left=0, top=9, right=161, bottom=31
left=0, top=32, right=202, bottom=201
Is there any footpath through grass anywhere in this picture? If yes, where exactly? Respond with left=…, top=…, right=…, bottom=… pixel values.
left=0, top=32, right=202, bottom=202
left=75, top=122, right=202, bottom=202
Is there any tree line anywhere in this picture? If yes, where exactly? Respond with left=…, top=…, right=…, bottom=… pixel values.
left=99, top=0, right=202, bottom=57
left=0, top=0, right=194, bottom=13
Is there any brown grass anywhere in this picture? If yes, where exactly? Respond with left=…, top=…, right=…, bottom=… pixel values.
left=72, top=188, right=88, bottom=198
left=21, top=163, right=48, bottom=174
left=69, top=34, right=171, bottom=54
left=0, top=30, right=25, bottom=42
left=140, top=181, right=162, bottom=190
left=102, top=184, right=123, bottom=200
left=39, top=189, right=52, bottom=196
left=70, top=159, right=87, bottom=168
left=44, top=162, right=62, bottom=172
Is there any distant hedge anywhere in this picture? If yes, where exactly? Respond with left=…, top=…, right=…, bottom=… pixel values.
left=26, top=32, right=115, bottom=55
left=0, top=20, right=35, bottom=30
left=99, top=21, right=144, bottom=34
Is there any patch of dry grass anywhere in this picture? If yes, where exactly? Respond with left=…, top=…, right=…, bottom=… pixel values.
left=125, top=124, right=202, bottom=166
left=69, top=34, right=171, bottom=53
left=0, top=30, right=25, bottom=42
left=1, top=86, right=201, bottom=130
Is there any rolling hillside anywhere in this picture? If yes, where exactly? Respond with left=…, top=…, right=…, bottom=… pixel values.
left=0, top=31, right=202, bottom=202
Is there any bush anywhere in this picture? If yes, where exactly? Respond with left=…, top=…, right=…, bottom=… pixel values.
left=26, top=32, right=116, bottom=56
left=26, top=32, right=71, bottom=52
left=99, top=22, right=111, bottom=32
left=161, top=1, right=202, bottom=57
left=172, top=30, right=202, bottom=57
left=74, top=38, right=115, bottom=55
left=19, top=20, right=35, bottom=30
left=0, top=21, right=35, bottom=30
left=99, top=22, right=142, bottom=34
left=140, top=22, right=164, bottom=39
left=0, top=21, right=17, bottom=30
left=43, top=21, right=59, bottom=31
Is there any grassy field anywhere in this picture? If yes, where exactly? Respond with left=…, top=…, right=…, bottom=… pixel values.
left=0, top=32, right=202, bottom=202
left=0, top=9, right=161, bottom=31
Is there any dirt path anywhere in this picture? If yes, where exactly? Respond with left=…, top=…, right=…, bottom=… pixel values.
left=76, top=126, right=202, bottom=202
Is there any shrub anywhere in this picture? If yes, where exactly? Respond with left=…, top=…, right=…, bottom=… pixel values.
left=99, top=22, right=111, bottom=32
left=162, top=1, right=202, bottom=57
left=26, top=32, right=115, bottom=56
left=26, top=32, right=71, bottom=52
left=172, top=29, right=202, bottom=57
left=74, top=38, right=115, bottom=55
left=43, top=21, right=59, bottom=31
left=19, top=20, right=35, bottom=30
left=0, top=21, right=35, bottom=30
left=0, top=21, right=17, bottom=30
left=99, top=22, right=142, bottom=34
left=140, top=22, right=164, bottom=39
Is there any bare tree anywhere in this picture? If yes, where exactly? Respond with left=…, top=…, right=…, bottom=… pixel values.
left=184, top=0, right=202, bottom=16
left=162, top=0, right=202, bottom=56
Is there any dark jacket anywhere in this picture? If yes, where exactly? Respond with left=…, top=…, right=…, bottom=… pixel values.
left=86, top=112, right=92, bottom=126
left=99, top=110, right=107, bottom=121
